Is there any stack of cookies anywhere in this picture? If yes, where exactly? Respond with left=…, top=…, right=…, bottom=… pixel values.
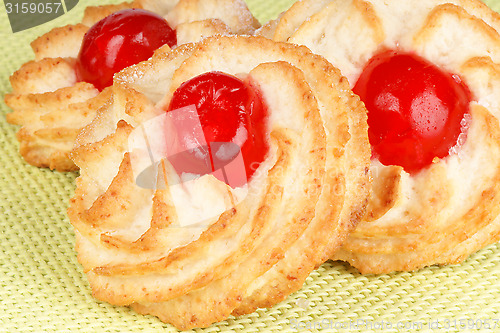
left=5, top=0, right=500, bottom=329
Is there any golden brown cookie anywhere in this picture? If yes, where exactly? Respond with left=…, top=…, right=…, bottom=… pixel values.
left=68, top=35, right=370, bottom=329
left=265, top=0, right=500, bottom=273
left=5, top=0, right=259, bottom=171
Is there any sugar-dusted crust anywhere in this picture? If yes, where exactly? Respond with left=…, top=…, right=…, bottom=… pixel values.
left=68, top=35, right=370, bottom=329
left=5, top=0, right=259, bottom=171
left=268, top=0, right=500, bottom=273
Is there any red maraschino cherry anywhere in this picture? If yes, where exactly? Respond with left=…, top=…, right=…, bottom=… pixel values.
left=167, top=72, right=268, bottom=185
left=353, top=50, right=472, bottom=173
left=76, top=8, right=176, bottom=91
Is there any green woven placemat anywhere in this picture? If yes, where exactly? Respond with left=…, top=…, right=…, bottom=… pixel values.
left=1, top=1, right=500, bottom=332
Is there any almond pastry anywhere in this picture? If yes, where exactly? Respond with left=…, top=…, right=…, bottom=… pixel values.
left=5, top=0, right=259, bottom=171
left=68, top=35, right=370, bottom=329
left=265, top=0, right=500, bottom=273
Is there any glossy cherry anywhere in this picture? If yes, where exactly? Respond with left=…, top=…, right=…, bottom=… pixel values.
left=76, top=8, right=176, bottom=91
left=167, top=72, right=268, bottom=185
left=353, top=50, right=472, bottom=173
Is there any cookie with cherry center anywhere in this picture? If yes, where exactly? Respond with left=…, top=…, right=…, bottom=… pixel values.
left=68, top=35, right=371, bottom=329
left=261, top=0, right=500, bottom=273
left=5, top=0, right=259, bottom=171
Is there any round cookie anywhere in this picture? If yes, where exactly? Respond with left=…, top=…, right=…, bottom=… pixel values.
left=68, top=35, right=370, bottom=329
left=5, top=0, right=259, bottom=171
left=264, top=0, right=500, bottom=273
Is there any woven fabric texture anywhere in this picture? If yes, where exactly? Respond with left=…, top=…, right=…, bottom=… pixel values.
left=1, top=0, right=500, bottom=332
